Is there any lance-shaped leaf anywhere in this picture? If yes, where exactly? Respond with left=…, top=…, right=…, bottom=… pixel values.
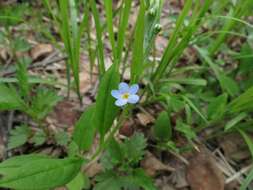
left=0, top=154, right=84, bottom=190
left=73, top=104, right=96, bottom=151
left=94, top=65, right=120, bottom=139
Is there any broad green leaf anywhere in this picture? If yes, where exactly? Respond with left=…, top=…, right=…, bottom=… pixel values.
left=0, top=155, right=84, bottom=190
left=225, top=112, right=247, bottom=131
left=228, top=86, right=253, bottom=113
left=130, top=0, right=145, bottom=83
left=94, top=65, right=120, bottom=139
left=153, top=111, right=172, bottom=141
left=0, top=84, right=24, bottom=110
left=8, top=125, right=31, bottom=150
left=207, top=94, right=227, bottom=120
left=73, top=105, right=96, bottom=151
left=67, top=172, right=88, bottom=190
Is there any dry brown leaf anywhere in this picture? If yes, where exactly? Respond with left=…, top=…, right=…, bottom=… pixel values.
left=141, top=151, right=175, bottom=177
left=137, top=112, right=154, bottom=126
left=186, top=150, right=225, bottom=190
left=48, top=100, right=80, bottom=128
left=30, top=44, right=54, bottom=61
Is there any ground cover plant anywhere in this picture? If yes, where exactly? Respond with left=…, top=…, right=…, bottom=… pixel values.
left=0, top=0, right=253, bottom=189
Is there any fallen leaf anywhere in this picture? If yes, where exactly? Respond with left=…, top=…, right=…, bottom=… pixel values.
left=186, top=150, right=225, bottom=190
left=141, top=151, right=175, bottom=177
left=30, top=44, right=54, bottom=61
left=137, top=112, right=154, bottom=126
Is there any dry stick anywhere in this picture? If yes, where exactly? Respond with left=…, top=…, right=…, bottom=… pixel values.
left=2, top=53, right=67, bottom=76
left=226, top=164, right=253, bottom=184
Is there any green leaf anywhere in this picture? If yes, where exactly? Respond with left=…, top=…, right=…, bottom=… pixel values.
left=196, top=47, right=239, bottom=97
left=31, top=129, right=47, bottom=146
left=225, top=112, right=247, bottom=131
left=67, top=172, right=88, bottom=190
left=132, top=169, right=158, bottom=190
left=219, top=74, right=239, bottom=97
left=0, top=155, right=84, bottom=190
left=153, top=111, right=172, bottom=141
left=130, top=0, right=145, bottom=83
left=175, top=120, right=196, bottom=140
left=0, top=84, right=25, bottom=110
left=228, top=86, right=253, bottom=113
left=94, top=65, right=120, bottom=139
left=12, top=37, right=31, bottom=52
left=94, top=171, right=123, bottom=190
left=55, top=131, right=70, bottom=146
left=29, top=88, right=62, bottom=121
left=16, top=57, right=31, bottom=98
left=207, top=94, right=228, bottom=120
left=73, top=104, right=96, bottom=151
left=123, top=133, right=147, bottom=164
left=7, top=125, right=31, bottom=150
left=161, top=78, right=207, bottom=86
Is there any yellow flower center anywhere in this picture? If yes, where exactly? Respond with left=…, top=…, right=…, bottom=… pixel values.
left=121, top=93, right=129, bottom=100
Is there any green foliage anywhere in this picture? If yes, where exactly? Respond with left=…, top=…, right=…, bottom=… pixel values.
left=8, top=125, right=31, bottom=150
left=73, top=104, right=96, bottom=151
left=0, top=4, right=27, bottom=26
left=153, top=111, right=172, bottom=141
left=101, top=133, right=147, bottom=170
left=207, top=94, right=228, bottom=121
left=67, top=172, right=89, bottom=190
left=228, top=86, right=253, bottom=113
left=0, top=84, right=25, bottom=110
left=16, top=57, right=31, bottom=98
left=12, top=37, right=31, bottom=52
left=94, top=65, right=120, bottom=139
left=130, top=0, right=145, bottom=83
left=30, top=130, right=47, bottom=146
left=29, top=88, right=62, bottom=121
left=96, top=134, right=156, bottom=190
left=176, top=120, right=196, bottom=140
left=55, top=131, right=70, bottom=146
left=0, top=155, right=84, bottom=190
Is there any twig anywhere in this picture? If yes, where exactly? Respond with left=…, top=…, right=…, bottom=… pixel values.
left=226, top=164, right=253, bottom=184
left=2, top=54, right=67, bottom=76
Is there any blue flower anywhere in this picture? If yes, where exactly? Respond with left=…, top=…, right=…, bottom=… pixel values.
left=111, top=82, right=140, bottom=107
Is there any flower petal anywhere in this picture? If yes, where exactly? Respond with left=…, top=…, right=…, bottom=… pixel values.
left=111, top=90, right=121, bottom=99
left=119, top=82, right=129, bottom=93
left=115, top=98, right=127, bottom=107
left=127, top=94, right=140, bottom=104
left=129, top=84, right=139, bottom=94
